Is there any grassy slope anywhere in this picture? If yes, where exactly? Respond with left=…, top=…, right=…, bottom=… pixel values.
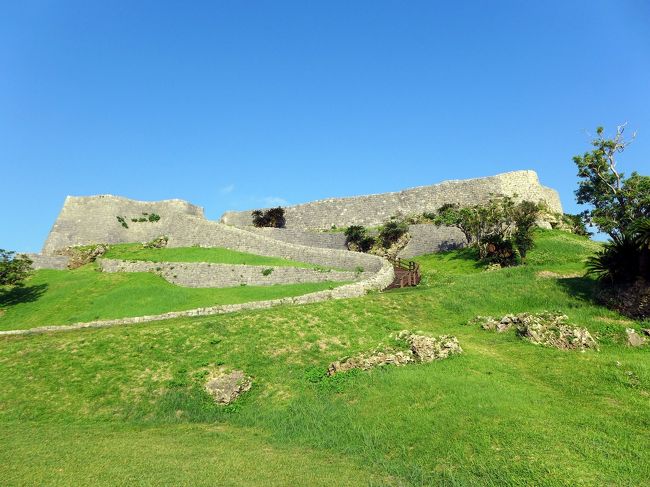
left=0, top=265, right=347, bottom=330
left=103, top=243, right=322, bottom=268
left=1, top=230, right=648, bottom=486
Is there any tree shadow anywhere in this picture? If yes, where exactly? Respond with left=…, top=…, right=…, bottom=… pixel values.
left=0, top=284, right=48, bottom=307
left=556, top=276, right=599, bottom=303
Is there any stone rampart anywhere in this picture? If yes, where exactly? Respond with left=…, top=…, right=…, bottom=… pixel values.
left=24, top=254, right=70, bottom=270
left=244, top=227, right=347, bottom=250
left=98, top=259, right=368, bottom=288
left=220, top=170, right=563, bottom=229
left=42, top=195, right=204, bottom=254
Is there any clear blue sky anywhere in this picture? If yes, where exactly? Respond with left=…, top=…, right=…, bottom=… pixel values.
left=2, top=1, right=649, bottom=252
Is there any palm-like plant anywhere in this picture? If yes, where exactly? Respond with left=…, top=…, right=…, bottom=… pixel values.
left=586, top=233, right=641, bottom=284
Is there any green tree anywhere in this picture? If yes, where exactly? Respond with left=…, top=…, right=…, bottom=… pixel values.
left=574, top=124, right=650, bottom=237
left=0, top=250, right=33, bottom=287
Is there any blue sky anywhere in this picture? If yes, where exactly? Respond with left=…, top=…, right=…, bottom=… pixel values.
left=1, top=1, right=649, bottom=252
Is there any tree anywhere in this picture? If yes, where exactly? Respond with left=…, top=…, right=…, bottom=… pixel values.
left=0, top=250, right=33, bottom=287
left=574, top=124, right=650, bottom=237
left=251, top=207, right=286, bottom=228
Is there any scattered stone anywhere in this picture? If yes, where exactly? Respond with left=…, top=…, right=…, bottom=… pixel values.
left=475, top=312, right=598, bottom=350
left=484, top=263, right=502, bottom=272
left=327, top=331, right=462, bottom=376
left=144, top=235, right=169, bottom=249
left=398, top=330, right=463, bottom=361
left=625, top=328, right=646, bottom=347
left=204, top=370, right=252, bottom=404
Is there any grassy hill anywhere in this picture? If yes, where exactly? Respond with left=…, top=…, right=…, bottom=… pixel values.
left=1, top=230, right=648, bottom=486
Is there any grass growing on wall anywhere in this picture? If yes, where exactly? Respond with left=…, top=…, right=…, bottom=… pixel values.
left=103, top=243, right=323, bottom=268
left=1, top=230, right=648, bottom=486
left=0, top=265, right=348, bottom=330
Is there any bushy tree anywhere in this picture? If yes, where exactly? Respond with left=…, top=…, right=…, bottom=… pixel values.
left=344, top=225, right=375, bottom=252
left=574, top=125, right=650, bottom=237
left=378, top=220, right=408, bottom=248
left=433, top=197, right=540, bottom=263
left=0, top=250, right=33, bottom=287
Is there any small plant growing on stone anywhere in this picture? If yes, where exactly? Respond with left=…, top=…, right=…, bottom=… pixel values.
left=261, top=268, right=274, bottom=276
left=148, top=213, right=161, bottom=222
left=116, top=216, right=129, bottom=229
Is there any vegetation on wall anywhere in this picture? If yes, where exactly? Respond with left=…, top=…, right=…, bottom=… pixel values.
left=117, top=212, right=161, bottom=228
left=252, top=207, right=286, bottom=228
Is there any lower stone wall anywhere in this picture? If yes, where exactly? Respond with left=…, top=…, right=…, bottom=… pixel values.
left=398, top=225, right=467, bottom=258
left=25, top=254, right=70, bottom=270
left=99, top=259, right=368, bottom=288
left=1, top=258, right=395, bottom=336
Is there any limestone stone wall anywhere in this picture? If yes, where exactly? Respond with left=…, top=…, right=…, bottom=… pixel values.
left=25, top=254, right=70, bottom=270
left=42, top=195, right=205, bottom=254
left=398, top=225, right=466, bottom=258
left=99, top=259, right=368, bottom=288
left=220, top=170, right=563, bottom=229
left=244, top=227, right=347, bottom=250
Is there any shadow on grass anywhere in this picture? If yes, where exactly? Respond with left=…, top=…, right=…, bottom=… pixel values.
left=556, top=276, right=598, bottom=303
left=0, top=284, right=48, bottom=307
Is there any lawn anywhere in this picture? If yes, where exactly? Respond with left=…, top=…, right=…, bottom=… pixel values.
left=1, top=230, right=648, bottom=486
left=0, top=265, right=347, bottom=330
left=103, top=243, right=323, bottom=268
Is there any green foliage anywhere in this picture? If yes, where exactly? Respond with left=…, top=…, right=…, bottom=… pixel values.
left=252, top=207, right=285, bottom=228
left=261, top=268, right=274, bottom=276
left=344, top=225, right=375, bottom=252
left=148, top=213, right=161, bottom=222
left=378, top=220, right=408, bottom=247
left=0, top=250, right=33, bottom=287
left=587, top=229, right=650, bottom=284
left=433, top=197, right=542, bottom=263
left=143, top=235, right=169, bottom=249
left=573, top=125, right=650, bottom=237
left=561, top=213, right=591, bottom=236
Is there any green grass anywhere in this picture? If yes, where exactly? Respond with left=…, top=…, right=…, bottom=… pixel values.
left=0, top=265, right=347, bottom=330
left=103, top=243, right=322, bottom=268
left=1, top=230, right=648, bottom=486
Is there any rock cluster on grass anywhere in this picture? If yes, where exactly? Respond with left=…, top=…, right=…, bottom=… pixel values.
left=204, top=370, right=252, bottom=404
left=472, top=312, right=598, bottom=350
left=625, top=328, right=647, bottom=347
left=55, top=244, right=109, bottom=269
left=327, top=331, right=462, bottom=375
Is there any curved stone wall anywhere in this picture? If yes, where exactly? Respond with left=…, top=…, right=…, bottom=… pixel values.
left=220, top=170, right=563, bottom=229
left=98, top=259, right=369, bottom=288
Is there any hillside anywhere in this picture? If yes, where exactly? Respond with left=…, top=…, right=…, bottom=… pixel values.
left=1, top=230, right=648, bottom=486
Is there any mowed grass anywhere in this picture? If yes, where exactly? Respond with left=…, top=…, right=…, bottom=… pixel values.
left=1, top=230, right=648, bottom=486
left=104, top=243, right=322, bottom=268
left=0, top=265, right=347, bottom=330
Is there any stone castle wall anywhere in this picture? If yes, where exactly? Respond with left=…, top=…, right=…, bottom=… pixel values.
left=99, top=259, right=368, bottom=288
left=220, top=170, right=563, bottom=229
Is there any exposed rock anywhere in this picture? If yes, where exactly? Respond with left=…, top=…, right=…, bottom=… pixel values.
left=55, top=244, right=109, bottom=269
left=625, top=328, right=646, bottom=347
left=144, top=235, right=169, bottom=249
left=204, top=370, right=252, bottom=404
left=484, top=263, right=502, bottom=272
left=327, top=331, right=462, bottom=376
left=475, top=312, right=598, bottom=350
left=398, top=331, right=463, bottom=361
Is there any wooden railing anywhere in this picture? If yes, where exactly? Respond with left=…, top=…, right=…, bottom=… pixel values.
left=386, top=257, right=421, bottom=289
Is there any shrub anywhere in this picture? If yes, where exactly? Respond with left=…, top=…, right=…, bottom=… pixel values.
left=148, top=213, right=161, bottom=222
left=0, top=250, right=33, bottom=287
left=378, top=220, right=409, bottom=248
left=116, top=216, right=129, bottom=229
left=561, top=213, right=591, bottom=236
left=261, top=268, right=273, bottom=276
left=252, top=207, right=285, bottom=228
left=344, top=225, right=375, bottom=252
